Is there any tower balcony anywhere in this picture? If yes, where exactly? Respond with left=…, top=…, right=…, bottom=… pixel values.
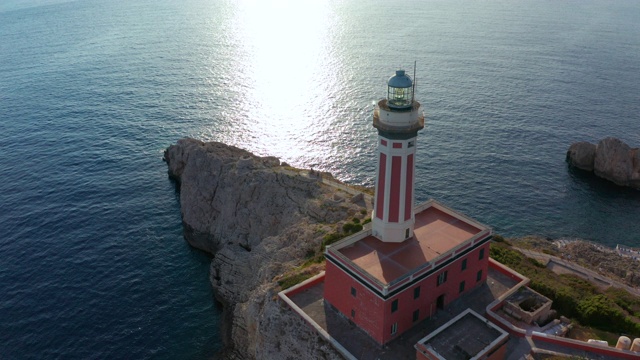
left=373, top=99, right=425, bottom=135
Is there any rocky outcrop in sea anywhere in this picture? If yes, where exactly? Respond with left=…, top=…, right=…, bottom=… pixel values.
left=164, top=138, right=368, bottom=359
left=566, top=137, right=640, bottom=189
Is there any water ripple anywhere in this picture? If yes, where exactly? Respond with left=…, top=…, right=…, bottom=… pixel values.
left=1, top=0, right=640, bottom=358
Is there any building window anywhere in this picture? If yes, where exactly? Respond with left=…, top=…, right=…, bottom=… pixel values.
left=461, top=258, right=467, bottom=271
left=405, top=228, right=410, bottom=239
left=459, top=281, right=465, bottom=293
left=408, top=141, right=414, bottom=148
left=391, top=299, right=398, bottom=313
left=413, top=309, right=420, bottom=322
left=351, top=287, right=356, bottom=297
left=351, top=309, right=355, bottom=318
left=477, top=270, right=483, bottom=282
left=437, top=271, right=448, bottom=286
left=479, top=248, right=485, bottom=260
left=413, top=286, right=420, bottom=299
left=391, top=322, right=398, bottom=335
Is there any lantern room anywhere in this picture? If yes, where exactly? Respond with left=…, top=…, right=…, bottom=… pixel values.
left=387, top=70, right=413, bottom=109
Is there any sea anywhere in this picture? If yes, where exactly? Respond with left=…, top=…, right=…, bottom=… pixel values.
left=1, top=0, right=639, bottom=358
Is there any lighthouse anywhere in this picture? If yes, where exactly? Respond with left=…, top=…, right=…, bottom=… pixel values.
left=372, top=70, right=425, bottom=243
left=322, top=68, right=492, bottom=345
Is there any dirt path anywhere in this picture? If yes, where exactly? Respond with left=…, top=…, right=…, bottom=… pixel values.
left=515, top=247, right=640, bottom=297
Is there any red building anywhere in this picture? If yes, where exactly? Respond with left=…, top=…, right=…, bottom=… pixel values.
left=323, top=70, right=493, bottom=345
left=324, top=200, right=492, bottom=344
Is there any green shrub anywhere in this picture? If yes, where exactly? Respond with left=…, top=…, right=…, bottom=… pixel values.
left=605, top=287, right=640, bottom=317
left=578, top=295, right=625, bottom=331
left=561, top=274, right=598, bottom=295
left=342, top=222, right=355, bottom=233
left=489, top=245, right=523, bottom=267
left=527, top=257, right=546, bottom=268
left=305, top=249, right=316, bottom=259
left=491, top=241, right=640, bottom=337
left=301, top=253, right=325, bottom=267
left=342, top=221, right=363, bottom=235
left=322, top=232, right=344, bottom=250
left=278, top=273, right=314, bottom=289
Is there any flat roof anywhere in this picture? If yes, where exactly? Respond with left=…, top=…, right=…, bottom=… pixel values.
left=331, top=201, right=488, bottom=285
left=415, top=309, right=509, bottom=360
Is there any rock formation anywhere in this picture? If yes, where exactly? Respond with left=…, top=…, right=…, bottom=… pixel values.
left=566, top=141, right=596, bottom=172
left=566, top=137, right=640, bottom=189
left=164, top=138, right=369, bottom=359
left=561, top=241, right=640, bottom=288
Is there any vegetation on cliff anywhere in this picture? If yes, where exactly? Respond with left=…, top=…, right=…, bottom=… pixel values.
left=491, top=238, right=640, bottom=338
left=277, top=216, right=370, bottom=290
left=511, top=236, right=640, bottom=288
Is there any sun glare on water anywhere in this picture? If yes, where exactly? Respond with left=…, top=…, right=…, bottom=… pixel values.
left=224, top=0, right=338, bottom=163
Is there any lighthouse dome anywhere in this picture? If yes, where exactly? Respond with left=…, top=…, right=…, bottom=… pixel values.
left=387, top=70, right=413, bottom=109
left=388, top=70, right=412, bottom=88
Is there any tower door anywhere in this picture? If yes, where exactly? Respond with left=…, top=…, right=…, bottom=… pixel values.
left=436, top=294, right=445, bottom=309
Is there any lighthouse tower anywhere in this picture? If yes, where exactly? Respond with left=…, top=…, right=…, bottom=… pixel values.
left=372, top=70, right=425, bottom=242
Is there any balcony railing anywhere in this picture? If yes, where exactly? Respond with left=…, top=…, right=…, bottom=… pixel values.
left=373, top=99, right=424, bottom=133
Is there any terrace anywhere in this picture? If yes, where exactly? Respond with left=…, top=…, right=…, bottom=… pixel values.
left=325, top=200, right=492, bottom=295
left=281, top=261, right=522, bottom=360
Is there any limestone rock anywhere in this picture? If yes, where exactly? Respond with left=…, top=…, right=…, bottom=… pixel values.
left=350, top=192, right=365, bottom=206
left=566, top=141, right=596, bottom=171
left=164, top=138, right=368, bottom=359
left=594, top=137, right=633, bottom=186
left=566, top=137, right=640, bottom=189
left=561, top=241, right=640, bottom=288
left=633, top=148, right=640, bottom=186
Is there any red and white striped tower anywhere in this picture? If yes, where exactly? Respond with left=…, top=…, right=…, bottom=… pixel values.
left=372, top=70, right=425, bottom=242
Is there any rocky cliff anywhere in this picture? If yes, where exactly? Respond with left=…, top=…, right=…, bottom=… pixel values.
left=164, top=138, right=369, bottom=359
left=566, top=137, right=640, bottom=189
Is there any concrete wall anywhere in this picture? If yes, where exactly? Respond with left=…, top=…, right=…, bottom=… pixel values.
left=284, top=272, right=326, bottom=297
left=503, top=289, right=552, bottom=325
left=414, top=322, right=508, bottom=360
left=484, top=259, right=530, bottom=338
left=489, top=257, right=527, bottom=283
left=531, top=332, right=640, bottom=360
left=415, top=346, right=440, bottom=360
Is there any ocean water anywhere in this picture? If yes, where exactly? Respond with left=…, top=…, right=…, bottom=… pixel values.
left=1, top=0, right=639, bottom=358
